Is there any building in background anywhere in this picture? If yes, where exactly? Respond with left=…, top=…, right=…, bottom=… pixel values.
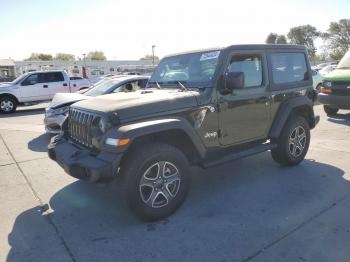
left=13, top=60, right=155, bottom=79
left=0, top=59, right=16, bottom=81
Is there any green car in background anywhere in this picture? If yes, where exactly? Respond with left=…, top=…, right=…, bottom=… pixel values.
left=318, top=50, right=350, bottom=115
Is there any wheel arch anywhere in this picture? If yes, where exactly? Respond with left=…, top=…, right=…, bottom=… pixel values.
left=0, top=93, right=19, bottom=104
left=110, top=118, right=207, bottom=166
left=269, top=96, right=316, bottom=140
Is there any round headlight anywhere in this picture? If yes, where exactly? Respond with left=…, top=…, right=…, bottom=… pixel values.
left=323, top=81, right=332, bottom=88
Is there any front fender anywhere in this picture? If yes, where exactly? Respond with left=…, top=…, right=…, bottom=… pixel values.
left=102, top=117, right=207, bottom=158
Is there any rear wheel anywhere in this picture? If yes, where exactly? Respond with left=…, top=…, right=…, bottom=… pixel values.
left=324, top=105, right=338, bottom=116
left=119, top=143, right=190, bottom=221
left=271, top=115, right=310, bottom=166
left=0, top=96, right=17, bottom=113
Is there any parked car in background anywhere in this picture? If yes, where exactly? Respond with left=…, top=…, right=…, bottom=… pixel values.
left=44, top=75, right=149, bottom=133
left=318, top=51, right=350, bottom=115
left=69, top=76, right=91, bottom=91
left=312, top=70, right=323, bottom=91
left=0, top=70, right=91, bottom=113
left=319, top=65, right=336, bottom=77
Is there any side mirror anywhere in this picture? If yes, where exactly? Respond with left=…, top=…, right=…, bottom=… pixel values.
left=225, top=72, right=245, bottom=91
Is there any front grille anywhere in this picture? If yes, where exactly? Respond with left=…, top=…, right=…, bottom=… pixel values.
left=331, top=81, right=350, bottom=96
left=68, top=108, right=96, bottom=148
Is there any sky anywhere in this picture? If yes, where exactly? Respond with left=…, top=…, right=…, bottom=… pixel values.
left=0, top=0, right=349, bottom=60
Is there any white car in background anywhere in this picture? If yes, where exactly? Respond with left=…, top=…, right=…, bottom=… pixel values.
left=44, top=75, right=149, bottom=133
left=0, top=70, right=91, bottom=113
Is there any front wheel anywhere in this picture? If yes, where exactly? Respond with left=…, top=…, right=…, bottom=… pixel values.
left=271, top=115, right=310, bottom=166
left=324, top=105, right=339, bottom=116
left=119, top=143, right=190, bottom=221
left=0, top=96, right=17, bottom=113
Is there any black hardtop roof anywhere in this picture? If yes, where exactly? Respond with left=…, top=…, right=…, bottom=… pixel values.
left=164, top=44, right=307, bottom=58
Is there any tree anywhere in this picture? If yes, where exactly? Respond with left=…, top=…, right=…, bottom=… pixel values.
left=86, top=51, right=106, bottom=60
left=265, top=33, right=287, bottom=44
left=24, top=53, right=53, bottom=61
left=276, top=35, right=287, bottom=44
left=140, top=55, right=160, bottom=62
left=323, top=19, right=350, bottom=60
left=54, top=53, right=75, bottom=61
left=265, top=33, right=278, bottom=44
left=287, top=25, right=320, bottom=57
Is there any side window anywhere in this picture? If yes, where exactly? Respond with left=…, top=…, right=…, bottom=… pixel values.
left=21, top=74, right=39, bottom=86
left=39, top=72, right=65, bottom=83
left=270, top=53, right=308, bottom=84
left=115, top=80, right=142, bottom=92
left=227, top=54, right=263, bottom=88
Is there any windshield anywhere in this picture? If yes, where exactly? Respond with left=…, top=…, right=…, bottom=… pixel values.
left=149, top=50, right=221, bottom=87
left=84, top=78, right=120, bottom=96
left=10, top=73, right=30, bottom=84
left=337, top=50, right=350, bottom=69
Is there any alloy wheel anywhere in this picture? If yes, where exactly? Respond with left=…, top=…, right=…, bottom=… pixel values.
left=288, top=126, right=306, bottom=157
left=139, top=161, right=181, bottom=208
left=0, top=100, right=14, bottom=112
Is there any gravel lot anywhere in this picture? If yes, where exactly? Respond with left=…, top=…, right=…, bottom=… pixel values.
left=0, top=104, right=349, bottom=262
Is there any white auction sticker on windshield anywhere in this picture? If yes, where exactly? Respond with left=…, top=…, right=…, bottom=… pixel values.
left=200, top=51, right=220, bottom=61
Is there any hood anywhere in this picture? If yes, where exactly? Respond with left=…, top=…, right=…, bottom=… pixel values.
left=0, top=82, right=13, bottom=89
left=72, top=89, right=200, bottom=120
left=49, top=93, right=90, bottom=109
left=324, top=68, right=350, bottom=81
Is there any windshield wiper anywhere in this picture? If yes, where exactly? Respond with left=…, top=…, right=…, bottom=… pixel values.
left=148, top=81, right=162, bottom=89
left=177, top=81, right=188, bottom=91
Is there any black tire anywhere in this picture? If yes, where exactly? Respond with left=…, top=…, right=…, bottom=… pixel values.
left=271, top=115, right=310, bottom=166
left=0, top=96, right=17, bottom=114
left=324, top=105, right=339, bottom=116
left=119, top=143, right=190, bottom=221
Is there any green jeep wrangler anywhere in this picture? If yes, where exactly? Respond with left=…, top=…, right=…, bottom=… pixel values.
left=48, top=44, right=319, bottom=221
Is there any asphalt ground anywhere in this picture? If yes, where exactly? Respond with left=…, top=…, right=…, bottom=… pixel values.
left=0, top=104, right=349, bottom=262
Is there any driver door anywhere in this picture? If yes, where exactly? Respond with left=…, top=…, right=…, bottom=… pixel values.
left=218, top=50, right=271, bottom=146
left=20, top=73, right=49, bottom=102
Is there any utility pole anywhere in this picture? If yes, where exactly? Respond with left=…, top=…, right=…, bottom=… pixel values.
left=82, top=53, right=87, bottom=78
left=152, top=45, right=156, bottom=68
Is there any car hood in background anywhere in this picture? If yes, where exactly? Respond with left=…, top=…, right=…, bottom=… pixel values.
left=72, top=89, right=200, bottom=120
left=324, top=68, right=350, bottom=81
left=0, top=82, right=13, bottom=89
left=49, top=93, right=90, bottom=109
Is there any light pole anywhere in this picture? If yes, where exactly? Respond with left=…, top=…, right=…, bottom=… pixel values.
left=152, top=45, right=156, bottom=68
left=82, top=53, right=87, bottom=78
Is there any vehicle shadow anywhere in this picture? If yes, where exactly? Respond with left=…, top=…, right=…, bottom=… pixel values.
left=327, top=112, right=350, bottom=126
left=27, top=133, right=52, bottom=152
left=6, top=156, right=350, bottom=262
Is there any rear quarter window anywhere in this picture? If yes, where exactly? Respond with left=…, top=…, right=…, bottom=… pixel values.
left=270, top=52, right=308, bottom=84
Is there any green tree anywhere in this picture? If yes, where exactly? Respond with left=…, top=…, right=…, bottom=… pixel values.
left=54, top=53, right=75, bottom=61
left=265, top=33, right=287, bottom=44
left=86, top=51, right=106, bottom=60
left=287, top=25, right=320, bottom=57
left=140, top=55, right=160, bottom=61
left=323, top=19, right=350, bottom=60
left=265, top=33, right=278, bottom=44
left=25, top=53, right=53, bottom=61
left=276, top=35, right=287, bottom=44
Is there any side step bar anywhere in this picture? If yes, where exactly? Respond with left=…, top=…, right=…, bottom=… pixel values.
left=199, top=143, right=277, bottom=168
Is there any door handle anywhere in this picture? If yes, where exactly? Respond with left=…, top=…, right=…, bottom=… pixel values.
left=63, top=83, right=68, bottom=87
left=43, top=84, right=48, bottom=88
left=257, top=97, right=269, bottom=103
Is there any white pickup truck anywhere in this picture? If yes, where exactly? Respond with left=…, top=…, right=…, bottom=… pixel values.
left=0, top=70, right=90, bottom=113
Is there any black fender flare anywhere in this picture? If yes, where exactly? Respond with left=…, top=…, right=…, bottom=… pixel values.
left=104, top=117, right=207, bottom=158
left=269, top=96, right=315, bottom=139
